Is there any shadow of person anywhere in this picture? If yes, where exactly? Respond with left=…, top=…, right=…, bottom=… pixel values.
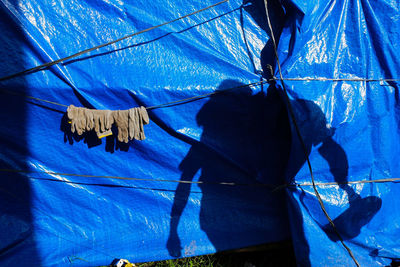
left=242, top=0, right=382, bottom=264
left=287, top=96, right=382, bottom=259
left=167, top=79, right=292, bottom=258
left=166, top=79, right=383, bottom=262
left=318, top=137, right=382, bottom=241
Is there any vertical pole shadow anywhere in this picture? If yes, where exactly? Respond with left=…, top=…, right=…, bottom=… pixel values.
left=0, top=1, right=41, bottom=265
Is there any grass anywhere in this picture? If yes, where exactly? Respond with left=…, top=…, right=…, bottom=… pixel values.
left=134, top=241, right=297, bottom=267
left=136, top=254, right=218, bottom=267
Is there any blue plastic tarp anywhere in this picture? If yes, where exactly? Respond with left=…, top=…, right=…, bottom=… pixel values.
left=279, top=0, right=400, bottom=265
left=0, top=0, right=399, bottom=266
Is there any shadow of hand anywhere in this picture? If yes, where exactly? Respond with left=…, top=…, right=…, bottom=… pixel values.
left=322, top=196, right=382, bottom=241
left=167, top=230, right=182, bottom=258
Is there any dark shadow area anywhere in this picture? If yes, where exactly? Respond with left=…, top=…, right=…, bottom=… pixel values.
left=244, top=0, right=382, bottom=265
left=214, top=241, right=296, bottom=267
left=370, top=249, right=400, bottom=267
left=319, top=137, right=382, bottom=241
left=294, top=98, right=382, bottom=259
left=287, top=97, right=382, bottom=264
left=322, top=195, right=382, bottom=241
left=165, top=0, right=383, bottom=264
left=388, top=259, right=400, bottom=267
left=133, top=241, right=297, bottom=267
left=167, top=79, right=292, bottom=258
left=165, top=80, right=383, bottom=263
left=61, top=115, right=131, bottom=153
left=243, top=0, right=286, bottom=80
left=0, top=1, right=41, bottom=265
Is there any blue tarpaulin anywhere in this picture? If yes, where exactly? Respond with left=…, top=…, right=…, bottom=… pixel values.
left=0, top=0, right=399, bottom=265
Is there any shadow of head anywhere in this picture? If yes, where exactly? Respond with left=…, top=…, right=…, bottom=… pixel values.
left=292, top=98, right=336, bottom=146
left=193, top=79, right=291, bottom=184
left=196, top=79, right=254, bottom=131
left=284, top=96, right=338, bottom=182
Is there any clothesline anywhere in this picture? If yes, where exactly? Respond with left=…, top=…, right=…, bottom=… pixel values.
left=0, top=168, right=399, bottom=190
left=2, top=75, right=399, bottom=113
left=0, top=80, right=268, bottom=111
left=276, top=77, right=400, bottom=82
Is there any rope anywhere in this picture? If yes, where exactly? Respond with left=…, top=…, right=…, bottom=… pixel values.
left=0, top=0, right=229, bottom=83
left=276, top=77, right=400, bottom=82
left=2, top=74, right=398, bottom=112
left=299, top=178, right=400, bottom=187
left=0, top=80, right=269, bottom=111
left=145, top=80, right=266, bottom=110
left=263, top=0, right=360, bottom=266
left=0, top=168, right=277, bottom=189
left=1, top=168, right=399, bottom=190
left=0, top=88, right=68, bottom=108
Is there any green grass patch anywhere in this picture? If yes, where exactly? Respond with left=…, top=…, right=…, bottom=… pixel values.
left=135, top=241, right=296, bottom=267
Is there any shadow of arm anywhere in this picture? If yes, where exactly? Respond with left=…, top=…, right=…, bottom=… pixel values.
left=167, top=147, right=201, bottom=257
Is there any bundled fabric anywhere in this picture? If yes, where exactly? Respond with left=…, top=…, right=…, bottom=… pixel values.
left=67, top=105, right=150, bottom=143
